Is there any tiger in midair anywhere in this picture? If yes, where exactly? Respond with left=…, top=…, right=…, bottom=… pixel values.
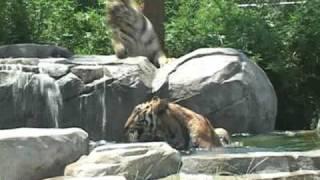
left=106, top=0, right=170, bottom=68
left=124, top=97, right=229, bottom=150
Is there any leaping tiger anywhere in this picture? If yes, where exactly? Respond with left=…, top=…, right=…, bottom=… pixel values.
left=106, top=0, right=170, bottom=68
left=124, top=97, right=230, bottom=150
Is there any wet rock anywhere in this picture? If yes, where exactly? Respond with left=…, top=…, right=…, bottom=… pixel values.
left=0, top=128, right=88, bottom=180
left=0, top=71, right=62, bottom=128
left=0, top=56, right=156, bottom=141
left=64, top=142, right=181, bottom=180
left=0, top=48, right=276, bottom=139
left=57, top=73, right=84, bottom=100
left=153, top=48, right=277, bottom=134
left=64, top=56, right=156, bottom=141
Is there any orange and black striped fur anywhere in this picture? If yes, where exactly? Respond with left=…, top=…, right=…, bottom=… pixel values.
left=124, top=97, right=226, bottom=150
left=107, top=0, right=170, bottom=67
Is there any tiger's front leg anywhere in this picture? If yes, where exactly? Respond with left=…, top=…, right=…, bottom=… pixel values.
left=111, top=35, right=128, bottom=59
left=166, top=129, right=190, bottom=150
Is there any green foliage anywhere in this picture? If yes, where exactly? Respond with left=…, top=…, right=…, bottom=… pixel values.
left=165, top=0, right=320, bottom=130
left=0, top=0, right=112, bottom=55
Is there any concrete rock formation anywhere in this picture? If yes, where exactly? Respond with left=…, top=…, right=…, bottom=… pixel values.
left=0, top=128, right=88, bottom=180
left=64, top=142, right=181, bottom=179
left=153, top=48, right=277, bottom=134
left=0, top=47, right=277, bottom=140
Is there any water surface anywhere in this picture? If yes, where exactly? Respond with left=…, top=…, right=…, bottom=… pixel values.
left=232, top=130, right=320, bottom=152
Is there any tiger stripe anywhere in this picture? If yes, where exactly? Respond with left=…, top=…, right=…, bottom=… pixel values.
left=107, top=0, right=170, bottom=68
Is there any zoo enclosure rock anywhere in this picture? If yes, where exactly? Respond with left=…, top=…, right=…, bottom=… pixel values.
left=0, top=46, right=277, bottom=139
left=153, top=48, right=277, bottom=134
left=0, top=128, right=88, bottom=180
left=0, top=55, right=156, bottom=141
left=64, top=142, right=181, bottom=180
left=181, top=149, right=320, bottom=175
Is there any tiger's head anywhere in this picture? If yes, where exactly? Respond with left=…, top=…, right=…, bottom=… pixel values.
left=107, top=0, right=140, bottom=27
left=124, top=97, right=168, bottom=142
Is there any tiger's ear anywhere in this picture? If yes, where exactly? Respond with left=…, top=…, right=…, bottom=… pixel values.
left=152, top=96, right=168, bottom=114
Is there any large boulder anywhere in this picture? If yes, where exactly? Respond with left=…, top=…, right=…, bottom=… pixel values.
left=0, top=56, right=156, bottom=141
left=64, top=142, right=181, bottom=180
left=0, top=43, right=73, bottom=58
left=153, top=48, right=277, bottom=134
left=0, top=128, right=88, bottom=180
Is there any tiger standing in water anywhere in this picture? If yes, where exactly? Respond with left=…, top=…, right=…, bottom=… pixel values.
left=106, top=0, right=170, bottom=67
left=124, top=97, right=228, bottom=150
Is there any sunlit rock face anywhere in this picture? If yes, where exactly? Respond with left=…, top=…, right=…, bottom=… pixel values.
left=64, top=142, right=181, bottom=179
left=153, top=48, right=277, bottom=134
left=0, top=128, right=88, bottom=180
left=0, top=55, right=156, bottom=141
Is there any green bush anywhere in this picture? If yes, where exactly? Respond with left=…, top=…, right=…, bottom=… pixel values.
left=0, top=0, right=112, bottom=55
left=164, top=0, right=320, bottom=130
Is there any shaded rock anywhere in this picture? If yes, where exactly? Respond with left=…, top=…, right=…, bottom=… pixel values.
left=64, top=142, right=181, bottom=180
left=0, top=43, right=73, bottom=58
left=44, top=176, right=126, bottom=180
left=0, top=128, right=88, bottom=180
left=161, top=171, right=320, bottom=180
left=181, top=149, right=320, bottom=175
left=57, top=73, right=84, bottom=100
left=153, top=48, right=277, bottom=134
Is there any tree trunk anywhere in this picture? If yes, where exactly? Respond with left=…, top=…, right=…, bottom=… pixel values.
left=142, top=0, right=165, bottom=49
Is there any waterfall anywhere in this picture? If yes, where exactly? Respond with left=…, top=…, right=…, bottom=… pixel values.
left=99, top=77, right=107, bottom=136
left=38, top=63, right=63, bottom=128
left=37, top=74, right=63, bottom=128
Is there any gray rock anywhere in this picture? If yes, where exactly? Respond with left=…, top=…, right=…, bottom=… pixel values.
left=64, top=142, right=181, bottom=180
left=162, top=171, right=320, bottom=180
left=153, top=48, right=277, bottom=134
left=181, top=149, right=320, bottom=175
left=70, top=65, right=105, bottom=84
left=39, top=62, right=70, bottom=78
left=61, top=56, right=156, bottom=141
left=0, top=128, right=88, bottom=180
left=0, top=56, right=156, bottom=141
left=57, top=73, right=84, bottom=100
left=0, top=71, right=63, bottom=128
left=44, top=176, right=126, bottom=180
left=0, top=43, right=73, bottom=58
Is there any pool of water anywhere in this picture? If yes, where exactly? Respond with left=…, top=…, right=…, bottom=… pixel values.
left=232, top=130, right=320, bottom=152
